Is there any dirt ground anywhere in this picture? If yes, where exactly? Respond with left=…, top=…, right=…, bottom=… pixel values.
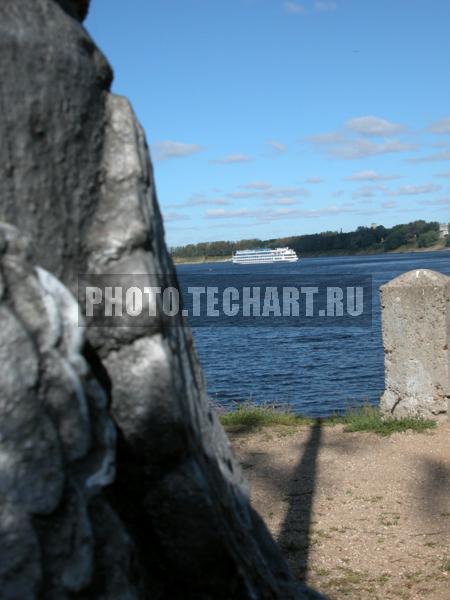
left=228, top=421, right=450, bottom=600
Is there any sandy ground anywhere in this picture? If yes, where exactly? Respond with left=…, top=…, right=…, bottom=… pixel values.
left=228, top=422, right=450, bottom=600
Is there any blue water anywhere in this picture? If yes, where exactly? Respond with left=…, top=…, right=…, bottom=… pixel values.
left=176, top=252, right=450, bottom=417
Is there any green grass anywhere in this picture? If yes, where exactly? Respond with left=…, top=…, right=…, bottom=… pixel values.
left=219, top=405, right=313, bottom=430
left=220, top=403, right=437, bottom=436
left=339, top=405, right=437, bottom=436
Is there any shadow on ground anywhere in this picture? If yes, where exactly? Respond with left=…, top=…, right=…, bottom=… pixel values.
left=229, top=420, right=346, bottom=598
left=418, top=456, right=450, bottom=523
left=278, top=420, right=323, bottom=582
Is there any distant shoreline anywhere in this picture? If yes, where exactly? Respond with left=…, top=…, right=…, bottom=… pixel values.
left=172, top=242, right=450, bottom=265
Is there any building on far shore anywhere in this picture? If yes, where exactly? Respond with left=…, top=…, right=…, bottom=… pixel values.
left=439, top=223, right=449, bottom=238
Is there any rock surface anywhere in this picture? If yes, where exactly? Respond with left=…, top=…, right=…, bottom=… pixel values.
left=380, top=269, right=450, bottom=418
left=0, top=0, right=111, bottom=285
left=88, top=92, right=299, bottom=599
left=55, top=0, right=91, bottom=20
left=0, top=0, right=317, bottom=597
left=0, top=224, right=139, bottom=599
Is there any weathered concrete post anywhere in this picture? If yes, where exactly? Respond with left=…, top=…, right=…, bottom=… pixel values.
left=380, top=269, right=450, bottom=419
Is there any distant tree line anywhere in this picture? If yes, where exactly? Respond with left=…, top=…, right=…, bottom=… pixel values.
left=170, top=220, right=444, bottom=259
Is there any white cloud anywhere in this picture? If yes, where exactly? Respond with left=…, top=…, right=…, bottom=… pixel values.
left=264, top=186, right=310, bottom=198
left=434, top=172, right=450, bottom=178
left=346, top=170, right=401, bottom=182
left=315, top=1, right=337, bottom=11
left=203, top=198, right=426, bottom=224
left=346, top=116, right=405, bottom=136
left=352, top=182, right=440, bottom=200
left=153, top=140, right=203, bottom=161
left=309, top=116, right=413, bottom=160
left=308, top=131, right=345, bottom=145
left=352, top=185, right=383, bottom=199
left=206, top=208, right=254, bottom=219
left=270, top=207, right=305, bottom=218
left=226, top=191, right=259, bottom=199
left=285, top=1, right=337, bottom=14
left=240, top=181, right=272, bottom=190
left=188, top=194, right=229, bottom=206
left=419, top=197, right=450, bottom=206
left=228, top=183, right=309, bottom=200
left=268, top=140, right=287, bottom=153
left=407, top=151, right=450, bottom=163
left=429, top=117, right=450, bottom=135
left=293, top=205, right=356, bottom=218
left=273, top=197, right=299, bottom=205
left=209, top=154, right=252, bottom=164
left=305, top=176, right=324, bottom=184
left=163, top=211, right=190, bottom=222
left=165, top=193, right=229, bottom=209
left=284, top=1, right=306, bottom=13
left=350, top=182, right=440, bottom=200
left=382, top=201, right=397, bottom=209
left=216, top=204, right=336, bottom=220
left=328, top=139, right=415, bottom=160
left=430, top=139, right=450, bottom=149
left=386, top=184, right=441, bottom=196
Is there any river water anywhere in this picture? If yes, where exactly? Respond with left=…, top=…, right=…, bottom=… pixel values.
left=176, top=251, right=450, bottom=417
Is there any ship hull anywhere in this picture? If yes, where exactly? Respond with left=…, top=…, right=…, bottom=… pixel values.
left=232, top=256, right=299, bottom=264
left=232, top=246, right=299, bottom=264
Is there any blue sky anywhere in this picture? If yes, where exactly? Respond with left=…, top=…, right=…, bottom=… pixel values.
left=86, top=0, right=450, bottom=247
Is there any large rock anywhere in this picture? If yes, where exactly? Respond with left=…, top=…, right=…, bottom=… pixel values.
left=0, top=0, right=111, bottom=285
left=55, top=0, right=91, bottom=20
left=380, top=269, right=450, bottom=418
left=85, top=94, right=300, bottom=598
left=0, top=0, right=316, bottom=597
left=0, top=224, right=139, bottom=599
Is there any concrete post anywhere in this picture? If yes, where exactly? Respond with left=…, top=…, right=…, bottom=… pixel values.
left=380, top=269, right=450, bottom=419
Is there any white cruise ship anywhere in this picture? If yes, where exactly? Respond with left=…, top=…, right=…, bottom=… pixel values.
left=232, top=247, right=299, bottom=264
